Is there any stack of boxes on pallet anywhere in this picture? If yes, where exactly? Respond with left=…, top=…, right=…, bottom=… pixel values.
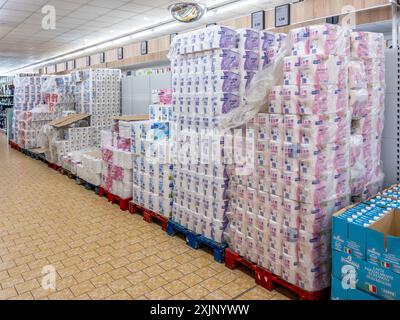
left=331, top=185, right=400, bottom=300
left=131, top=91, right=174, bottom=218
left=13, top=75, right=42, bottom=146
left=169, top=26, right=241, bottom=244
left=76, top=150, right=103, bottom=186
left=17, top=76, right=75, bottom=149
left=72, top=69, right=121, bottom=146
left=226, top=24, right=386, bottom=293
left=100, top=120, right=135, bottom=200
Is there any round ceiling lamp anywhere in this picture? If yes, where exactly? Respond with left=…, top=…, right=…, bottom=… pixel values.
left=169, top=2, right=207, bottom=23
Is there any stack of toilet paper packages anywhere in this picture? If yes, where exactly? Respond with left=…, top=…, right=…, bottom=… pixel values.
left=170, top=26, right=245, bottom=243
left=151, top=89, right=172, bottom=105
left=16, top=76, right=76, bottom=149
left=348, top=32, right=385, bottom=199
left=259, top=31, right=287, bottom=71
left=12, top=75, right=43, bottom=146
left=131, top=117, right=174, bottom=218
left=225, top=24, right=356, bottom=292
left=100, top=124, right=134, bottom=199
left=76, top=149, right=103, bottom=186
left=60, top=148, right=98, bottom=176
left=72, top=69, right=121, bottom=145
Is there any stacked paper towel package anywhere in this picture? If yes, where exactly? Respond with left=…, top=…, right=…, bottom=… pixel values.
left=131, top=93, right=174, bottom=218
left=100, top=120, right=134, bottom=199
left=12, top=75, right=42, bottom=146
left=72, top=69, right=121, bottom=146
left=225, top=24, right=386, bottom=292
left=349, top=32, right=385, bottom=200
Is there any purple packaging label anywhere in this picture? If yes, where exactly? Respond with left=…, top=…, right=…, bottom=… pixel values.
left=212, top=71, right=240, bottom=93
left=214, top=49, right=240, bottom=70
left=261, top=32, right=275, bottom=51
left=241, top=29, right=260, bottom=51
left=243, top=51, right=260, bottom=71
left=218, top=27, right=238, bottom=49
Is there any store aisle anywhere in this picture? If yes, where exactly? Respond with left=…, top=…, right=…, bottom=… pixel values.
left=0, top=134, right=290, bottom=300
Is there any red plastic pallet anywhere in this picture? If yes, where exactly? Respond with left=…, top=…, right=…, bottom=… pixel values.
left=129, top=202, right=168, bottom=231
left=224, top=248, right=328, bottom=300
left=9, top=141, right=21, bottom=151
left=47, top=162, right=62, bottom=172
left=98, top=187, right=131, bottom=211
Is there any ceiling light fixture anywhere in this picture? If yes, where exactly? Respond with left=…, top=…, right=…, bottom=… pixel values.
left=169, top=2, right=207, bottom=23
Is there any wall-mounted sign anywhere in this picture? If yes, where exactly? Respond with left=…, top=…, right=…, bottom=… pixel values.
left=65, top=61, right=68, bottom=70
left=169, top=2, right=207, bottom=23
left=73, top=60, right=76, bottom=69
left=275, top=4, right=290, bottom=27
left=251, top=10, right=265, bottom=31
left=54, top=64, right=57, bottom=73
left=100, top=52, right=105, bottom=64
left=326, top=16, right=340, bottom=25
left=141, top=41, right=148, bottom=55
left=117, top=47, right=124, bottom=60
left=86, top=56, right=91, bottom=66
left=44, top=67, right=48, bottom=74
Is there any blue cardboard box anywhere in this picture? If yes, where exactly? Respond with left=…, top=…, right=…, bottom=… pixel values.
left=332, top=206, right=368, bottom=260
left=332, top=250, right=400, bottom=300
left=331, top=276, right=380, bottom=300
left=366, top=208, right=400, bottom=275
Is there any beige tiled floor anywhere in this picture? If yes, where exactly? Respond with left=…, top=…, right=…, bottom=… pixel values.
left=0, top=134, right=291, bottom=300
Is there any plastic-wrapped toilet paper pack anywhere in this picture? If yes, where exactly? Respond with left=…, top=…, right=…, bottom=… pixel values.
left=351, top=32, right=385, bottom=59
left=300, top=55, right=349, bottom=86
left=282, top=86, right=300, bottom=114
left=289, top=27, right=310, bottom=56
left=211, top=49, right=241, bottom=70
left=268, top=86, right=283, bottom=113
left=308, top=24, right=350, bottom=56
left=237, top=28, right=260, bottom=52
left=298, top=85, right=348, bottom=115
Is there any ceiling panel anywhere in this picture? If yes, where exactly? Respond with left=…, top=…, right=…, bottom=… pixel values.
left=0, top=0, right=289, bottom=74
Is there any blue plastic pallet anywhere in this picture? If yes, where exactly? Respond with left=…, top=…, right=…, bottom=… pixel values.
left=166, top=220, right=227, bottom=263
left=76, top=177, right=99, bottom=195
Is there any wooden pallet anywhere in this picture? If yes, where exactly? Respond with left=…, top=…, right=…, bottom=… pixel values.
left=128, top=202, right=168, bottom=231
left=98, top=187, right=131, bottom=211
left=166, top=220, right=227, bottom=263
left=224, top=248, right=329, bottom=300
left=76, top=177, right=99, bottom=195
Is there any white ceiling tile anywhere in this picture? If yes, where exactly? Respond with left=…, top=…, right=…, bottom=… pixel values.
left=88, top=0, right=126, bottom=9
left=117, top=3, right=154, bottom=13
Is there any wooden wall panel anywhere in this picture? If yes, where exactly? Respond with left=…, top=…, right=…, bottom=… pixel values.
left=44, top=0, right=392, bottom=74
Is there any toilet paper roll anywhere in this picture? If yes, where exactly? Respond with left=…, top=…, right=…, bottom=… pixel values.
left=283, top=56, right=301, bottom=72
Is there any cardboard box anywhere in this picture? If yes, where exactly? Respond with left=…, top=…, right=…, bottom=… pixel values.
left=366, top=208, right=400, bottom=274
left=331, top=276, right=380, bottom=300
left=332, top=250, right=400, bottom=300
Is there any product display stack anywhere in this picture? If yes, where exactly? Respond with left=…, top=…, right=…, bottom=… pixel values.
left=169, top=26, right=240, bottom=244
left=12, top=75, right=42, bottom=146
left=72, top=69, right=121, bottom=146
left=100, top=120, right=134, bottom=200
left=226, top=24, right=361, bottom=293
left=349, top=32, right=385, bottom=201
left=131, top=95, right=173, bottom=218
left=331, top=185, right=400, bottom=300
left=76, top=150, right=103, bottom=186
left=17, top=76, right=75, bottom=149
